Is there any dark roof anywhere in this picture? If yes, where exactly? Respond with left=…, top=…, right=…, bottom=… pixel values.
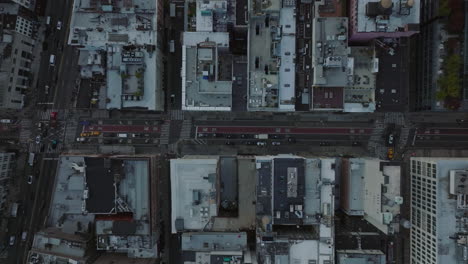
left=112, top=221, right=137, bottom=235
left=272, top=158, right=305, bottom=225
left=219, top=157, right=238, bottom=213
left=235, top=0, right=247, bottom=26
left=365, top=2, right=393, bottom=17
left=85, top=157, right=119, bottom=214
left=312, top=87, right=344, bottom=109
left=256, top=160, right=273, bottom=218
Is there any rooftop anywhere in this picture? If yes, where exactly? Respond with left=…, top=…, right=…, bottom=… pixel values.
left=170, top=158, right=218, bottom=233
left=344, top=46, right=377, bottom=112
left=84, top=157, right=118, bottom=214
left=181, top=232, right=247, bottom=252
left=336, top=249, right=386, bottom=264
left=182, top=32, right=232, bottom=111
left=342, top=158, right=401, bottom=234
left=28, top=228, right=89, bottom=264
left=311, top=17, right=349, bottom=88
left=248, top=7, right=296, bottom=111
left=68, top=0, right=156, bottom=47
left=354, top=0, right=420, bottom=34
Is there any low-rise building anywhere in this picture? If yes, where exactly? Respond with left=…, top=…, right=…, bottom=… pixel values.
left=410, top=158, right=468, bottom=264
left=27, top=155, right=158, bottom=261
left=255, top=155, right=335, bottom=263
left=349, top=0, right=420, bottom=43
left=68, top=0, right=164, bottom=110
left=170, top=156, right=256, bottom=233
left=181, top=232, right=251, bottom=263
left=341, top=158, right=402, bottom=235
left=247, top=0, right=296, bottom=111
left=181, top=32, right=232, bottom=110
left=337, top=249, right=386, bottom=264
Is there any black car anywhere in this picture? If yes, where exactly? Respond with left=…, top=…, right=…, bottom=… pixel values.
left=225, top=141, right=235, bottom=145
left=287, top=137, right=296, bottom=143
left=246, top=141, right=255, bottom=145
left=352, top=141, right=361, bottom=146
left=319, top=142, right=331, bottom=146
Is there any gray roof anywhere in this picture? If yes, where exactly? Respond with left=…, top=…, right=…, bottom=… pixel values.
left=181, top=232, right=247, bottom=252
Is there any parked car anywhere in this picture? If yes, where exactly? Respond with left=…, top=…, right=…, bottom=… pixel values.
left=76, top=137, right=86, bottom=142
left=9, top=236, right=15, bottom=246
left=35, top=136, right=41, bottom=144
left=387, top=134, right=395, bottom=146
left=56, top=21, right=62, bottom=30
left=21, top=231, right=27, bottom=241
left=352, top=141, right=361, bottom=146
left=272, top=141, right=281, bottom=146
left=225, top=141, right=235, bottom=145
left=27, top=175, right=33, bottom=184
left=257, top=141, right=266, bottom=146
left=319, top=142, right=330, bottom=146
left=287, top=137, right=296, bottom=143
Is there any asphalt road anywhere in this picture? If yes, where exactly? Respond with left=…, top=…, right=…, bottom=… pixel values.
left=6, top=156, right=57, bottom=264
left=36, top=0, right=76, bottom=110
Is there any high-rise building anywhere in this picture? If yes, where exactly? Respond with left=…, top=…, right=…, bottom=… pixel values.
left=410, top=158, right=468, bottom=264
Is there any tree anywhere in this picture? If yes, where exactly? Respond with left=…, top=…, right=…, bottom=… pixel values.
left=437, top=54, right=462, bottom=98
left=438, top=0, right=451, bottom=17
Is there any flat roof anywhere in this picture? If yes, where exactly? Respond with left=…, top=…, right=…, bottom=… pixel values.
left=84, top=157, right=118, bottom=214
left=355, top=0, right=420, bottom=34
left=48, top=156, right=95, bottom=234
left=277, top=7, right=296, bottom=110
left=182, top=32, right=232, bottom=111
left=181, top=232, right=247, bottom=252
left=272, top=158, right=305, bottom=225
left=311, top=17, right=349, bottom=88
left=312, top=86, right=344, bottom=110
left=248, top=10, right=296, bottom=111
left=68, top=0, right=157, bottom=47
left=170, top=158, right=219, bottom=233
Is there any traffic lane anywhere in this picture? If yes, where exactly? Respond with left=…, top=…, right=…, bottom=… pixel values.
left=415, top=128, right=468, bottom=135
left=54, top=45, right=79, bottom=109
left=196, top=126, right=373, bottom=135
left=195, top=120, right=374, bottom=127
left=83, top=125, right=161, bottom=133
left=197, top=135, right=368, bottom=145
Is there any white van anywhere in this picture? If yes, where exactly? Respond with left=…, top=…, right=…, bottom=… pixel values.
left=49, top=54, right=55, bottom=66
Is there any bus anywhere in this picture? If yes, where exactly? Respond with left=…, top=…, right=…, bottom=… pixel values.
left=10, top=203, right=18, bottom=217
left=170, top=3, right=176, bottom=17
left=28, top=152, right=35, bottom=166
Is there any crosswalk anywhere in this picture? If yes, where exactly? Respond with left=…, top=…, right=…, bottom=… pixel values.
left=384, top=112, right=405, bottom=126
left=28, top=141, right=63, bottom=153
left=36, top=109, right=69, bottom=120
left=180, top=119, right=192, bottom=140
left=159, top=122, right=171, bottom=145
left=19, top=119, right=32, bottom=143
left=170, top=110, right=184, bottom=121
left=192, top=138, right=207, bottom=145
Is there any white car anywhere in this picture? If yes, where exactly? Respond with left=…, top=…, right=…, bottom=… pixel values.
left=9, top=236, right=15, bottom=246
left=27, top=175, right=33, bottom=184
left=257, top=141, right=266, bottom=146
left=56, top=21, right=62, bottom=30
left=21, top=231, right=27, bottom=241
left=35, top=135, right=41, bottom=144
left=76, top=137, right=85, bottom=142
left=272, top=141, right=281, bottom=146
